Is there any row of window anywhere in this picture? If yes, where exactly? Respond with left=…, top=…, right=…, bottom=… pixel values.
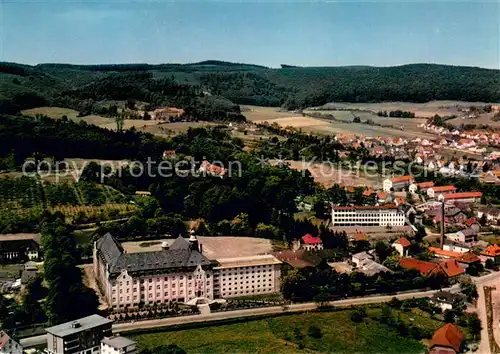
left=113, top=274, right=209, bottom=287
left=113, top=288, right=199, bottom=303
left=222, top=288, right=273, bottom=296
left=223, top=283, right=273, bottom=291
left=113, top=281, right=210, bottom=294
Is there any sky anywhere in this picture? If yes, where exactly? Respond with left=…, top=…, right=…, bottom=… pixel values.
left=1, top=1, right=499, bottom=69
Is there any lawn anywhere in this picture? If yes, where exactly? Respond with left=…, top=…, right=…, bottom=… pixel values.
left=133, top=310, right=426, bottom=354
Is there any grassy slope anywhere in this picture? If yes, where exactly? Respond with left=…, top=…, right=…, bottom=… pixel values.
left=133, top=310, right=427, bottom=354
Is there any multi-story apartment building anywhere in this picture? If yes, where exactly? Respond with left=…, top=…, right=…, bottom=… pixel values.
left=94, top=233, right=214, bottom=308
left=101, top=336, right=136, bottom=354
left=213, top=255, right=281, bottom=299
left=331, top=205, right=405, bottom=226
left=45, top=315, right=113, bottom=354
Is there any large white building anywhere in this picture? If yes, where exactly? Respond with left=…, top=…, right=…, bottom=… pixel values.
left=0, top=331, right=22, bottom=354
left=94, top=233, right=282, bottom=308
left=331, top=205, right=405, bottom=226
left=214, top=255, right=281, bottom=298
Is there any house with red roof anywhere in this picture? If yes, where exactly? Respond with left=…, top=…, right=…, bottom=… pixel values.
left=392, top=237, right=411, bottom=257
left=429, top=323, right=464, bottom=354
left=0, top=331, right=22, bottom=354
left=439, top=192, right=483, bottom=203
left=427, top=185, right=457, bottom=199
left=299, top=234, right=323, bottom=251
left=480, top=244, right=500, bottom=264
left=465, top=217, right=481, bottom=232
left=399, top=258, right=464, bottom=279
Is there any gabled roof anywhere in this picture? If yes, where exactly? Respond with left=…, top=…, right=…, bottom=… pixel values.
left=399, top=258, right=440, bottom=276
left=428, top=247, right=461, bottom=259
left=465, top=217, right=479, bottom=227
left=394, top=237, right=411, bottom=248
left=430, top=323, right=464, bottom=353
left=169, top=236, right=191, bottom=250
left=430, top=185, right=456, bottom=193
left=481, top=244, right=500, bottom=257
left=96, top=233, right=124, bottom=265
left=416, top=181, right=434, bottom=189
left=456, top=252, right=480, bottom=264
left=442, top=192, right=483, bottom=200
left=301, top=234, right=322, bottom=245
left=390, top=175, right=414, bottom=183
left=439, top=259, right=465, bottom=277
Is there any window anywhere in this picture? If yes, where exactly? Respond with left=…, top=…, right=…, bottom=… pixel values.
left=149, top=279, right=152, bottom=283
left=148, top=294, right=152, bottom=298
left=180, top=276, right=184, bottom=280
left=156, top=285, right=160, bottom=290
left=172, top=283, right=176, bottom=288
left=164, top=277, right=168, bottom=281
left=149, top=286, right=152, bottom=291
left=156, top=293, right=160, bottom=297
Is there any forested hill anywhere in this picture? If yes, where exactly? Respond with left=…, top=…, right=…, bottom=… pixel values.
left=1, top=61, right=499, bottom=114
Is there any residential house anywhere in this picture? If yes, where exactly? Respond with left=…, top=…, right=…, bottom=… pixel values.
left=446, top=228, right=478, bottom=244
left=101, top=336, right=137, bottom=354
left=199, top=160, right=227, bottom=178
left=430, top=291, right=464, bottom=312
left=415, top=181, right=434, bottom=192
left=273, top=250, right=322, bottom=269
left=299, top=234, right=323, bottom=251
left=392, top=237, right=411, bottom=257
left=480, top=245, right=500, bottom=265
left=465, top=217, right=481, bottom=232
left=439, top=192, right=483, bottom=203
left=427, top=186, right=457, bottom=199
left=383, top=176, right=415, bottom=192
left=443, top=241, right=472, bottom=254
left=0, top=331, right=22, bottom=354
left=456, top=252, right=481, bottom=269
left=398, top=258, right=464, bottom=279
left=477, top=207, right=500, bottom=223
left=428, top=247, right=461, bottom=260
left=0, top=234, right=42, bottom=263
left=351, top=251, right=392, bottom=276
left=429, top=323, right=464, bottom=354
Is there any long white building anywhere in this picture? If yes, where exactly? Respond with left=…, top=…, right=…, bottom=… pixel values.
left=331, top=205, right=405, bottom=226
left=214, top=255, right=281, bottom=299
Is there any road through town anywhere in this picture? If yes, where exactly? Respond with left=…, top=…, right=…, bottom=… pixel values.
left=21, top=272, right=500, bottom=349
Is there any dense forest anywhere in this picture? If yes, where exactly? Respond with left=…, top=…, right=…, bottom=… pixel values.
left=1, top=61, right=499, bottom=115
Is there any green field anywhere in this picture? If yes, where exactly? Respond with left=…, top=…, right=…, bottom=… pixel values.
left=133, top=310, right=429, bottom=354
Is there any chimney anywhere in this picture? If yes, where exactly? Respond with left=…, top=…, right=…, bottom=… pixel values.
left=440, top=201, right=445, bottom=249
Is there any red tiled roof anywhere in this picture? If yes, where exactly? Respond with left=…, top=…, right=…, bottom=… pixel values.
left=355, top=230, right=367, bottom=241
left=417, top=181, right=434, bottom=189
left=302, top=234, right=322, bottom=245
left=428, top=247, right=461, bottom=259
left=399, top=258, right=440, bottom=276
left=395, top=237, right=411, bottom=248
left=362, top=188, right=374, bottom=196
left=442, top=192, right=482, bottom=200
left=481, top=244, right=500, bottom=257
left=391, top=175, right=414, bottom=183
left=465, top=217, right=479, bottom=227
left=456, top=252, right=480, bottom=264
left=439, top=259, right=465, bottom=277
left=430, top=323, right=464, bottom=353
left=431, top=185, right=457, bottom=193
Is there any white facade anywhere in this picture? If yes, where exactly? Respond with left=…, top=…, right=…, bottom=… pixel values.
left=108, top=266, right=213, bottom=308
left=331, top=206, right=405, bottom=226
left=214, top=255, right=281, bottom=299
left=443, top=243, right=471, bottom=254
left=383, top=177, right=414, bottom=192
left=101, top=337, right=136, bottom=354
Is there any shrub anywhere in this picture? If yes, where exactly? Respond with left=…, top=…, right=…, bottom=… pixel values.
left=308, top=325, right=322, bottom=339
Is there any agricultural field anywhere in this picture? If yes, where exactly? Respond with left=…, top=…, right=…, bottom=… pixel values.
left=446, top=111, right=500, bottom=128
left=0, top=176, right=135, bottom=222
left=245, top=105, right=434, bottom=139
left=271, top=160, right=383, bottom=189
left=241, top=105, right=304, bottom=122
left=133, top=308, right=443, bottom=354
left=137, top=121, right=221, bottom=137
left=21, top=107, right=164, bottom=131
left=313, top=100, right=499, bottom=118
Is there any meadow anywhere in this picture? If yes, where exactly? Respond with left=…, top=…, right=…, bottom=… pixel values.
left=132, top=308, right=442, bottom=354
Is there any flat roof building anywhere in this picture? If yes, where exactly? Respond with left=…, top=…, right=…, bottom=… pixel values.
left=45, top=315, right=113, bottom=354
left=101, top=336, right=136, bottom=354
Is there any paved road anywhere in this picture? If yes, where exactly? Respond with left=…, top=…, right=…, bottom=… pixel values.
left=21, top=272, right=500, bottom=349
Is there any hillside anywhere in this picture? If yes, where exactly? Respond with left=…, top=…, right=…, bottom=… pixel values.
left=1, top=61, right=499, bottom=115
